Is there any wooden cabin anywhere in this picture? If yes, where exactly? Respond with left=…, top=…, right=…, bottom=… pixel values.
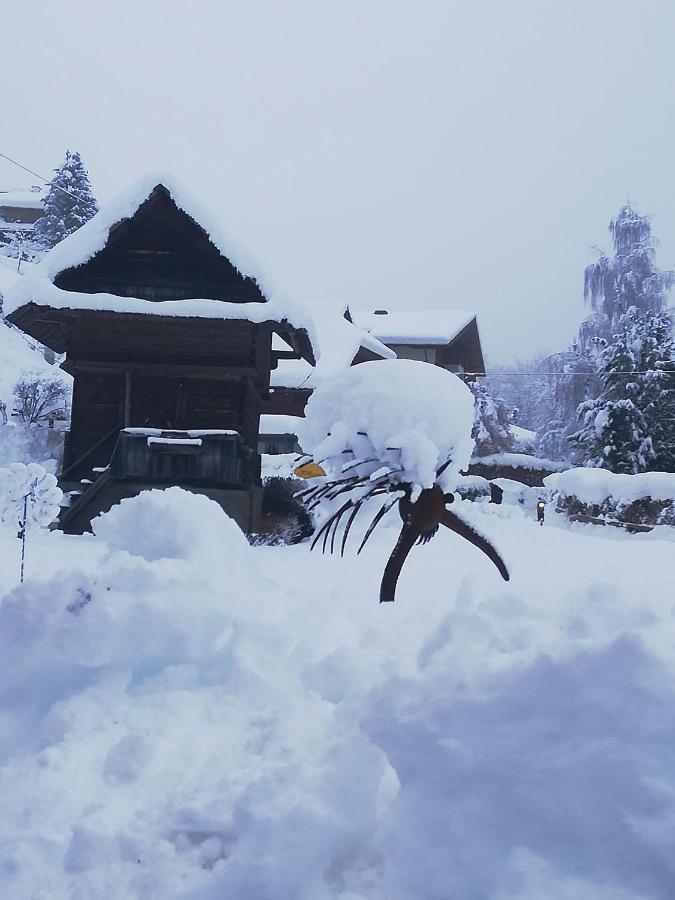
left=6, top=178, right=315, bottom=533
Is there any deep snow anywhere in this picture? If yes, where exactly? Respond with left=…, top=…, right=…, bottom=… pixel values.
left=0, top=489, right=674, bottom=899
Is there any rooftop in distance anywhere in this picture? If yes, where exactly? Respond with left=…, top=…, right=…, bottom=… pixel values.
left=349, top=307, right=477, bottom=345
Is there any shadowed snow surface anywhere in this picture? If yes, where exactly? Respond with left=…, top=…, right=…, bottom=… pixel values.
left=0, top=489, right=673, bottom=899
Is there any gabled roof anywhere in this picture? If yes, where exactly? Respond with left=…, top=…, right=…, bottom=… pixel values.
left=349, top=308, right=476, bottom=345
left=36, top=173, right=265, bottom=286
left=5, top=173, right=318, bottom=362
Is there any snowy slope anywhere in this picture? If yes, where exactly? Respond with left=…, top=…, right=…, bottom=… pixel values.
left=0, top=490, right=673, bottom=898
left=0, top=258, right=64, bottom=406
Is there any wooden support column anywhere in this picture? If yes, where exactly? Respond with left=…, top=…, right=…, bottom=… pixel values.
left=124, top=370, right=132, bottom=427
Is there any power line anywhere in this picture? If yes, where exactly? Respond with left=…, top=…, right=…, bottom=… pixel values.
left=477, top=371, right=675, bottom=377
left=0, top=150, right=84, bottom=204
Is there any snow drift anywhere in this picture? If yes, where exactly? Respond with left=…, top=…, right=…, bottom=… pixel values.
left=0, top=488, right=674, bottom=898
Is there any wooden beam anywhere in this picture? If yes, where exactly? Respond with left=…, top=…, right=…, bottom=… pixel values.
left=124, top=371, right=132, bottom=427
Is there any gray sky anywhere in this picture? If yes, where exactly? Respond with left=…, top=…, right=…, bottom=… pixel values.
left=4, top=0, right=675, bottom=364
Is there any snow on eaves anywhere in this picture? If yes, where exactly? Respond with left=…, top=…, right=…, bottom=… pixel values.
left=5, top=275, right=317, bottom=341
left=350, top=308, right=476, bottom=345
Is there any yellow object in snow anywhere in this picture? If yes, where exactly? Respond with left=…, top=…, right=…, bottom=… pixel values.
left=294, top=462, right=326, bottom=479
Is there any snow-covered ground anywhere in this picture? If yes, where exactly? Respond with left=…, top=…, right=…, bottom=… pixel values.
left=0, top=490, right=674, bottom=899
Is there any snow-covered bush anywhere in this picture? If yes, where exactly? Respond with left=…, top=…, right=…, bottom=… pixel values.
left=0, top=462, right=62, bottom=528
left=545, top=468, right=675, bottom=527
left=0, top=462, right=63, bottom=580
left=470, top=381, right=515, bottom=456
left=254, top=477, right=313, bottom=545
left=297, top=358, right=475, bottom=496
left=468, top=452, right=568, bottom=487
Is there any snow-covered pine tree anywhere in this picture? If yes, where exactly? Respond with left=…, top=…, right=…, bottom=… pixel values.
left=33, top=151, right=98, bottom=249
left=470, top=382, right=515, bottom=456
left=569, top=308, right=675, bottom=472
left=579, top=204, right=674, bottom=349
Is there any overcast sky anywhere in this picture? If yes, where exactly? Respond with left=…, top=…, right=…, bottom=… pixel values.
left=4, top=0, right=675, bottom=364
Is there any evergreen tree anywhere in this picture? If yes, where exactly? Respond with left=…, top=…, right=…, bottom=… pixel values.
left=580, top=205, right=674, bottom=349
left=470, top=382, right=515, bottom=456
left=569, top=308, right=675, bottom=472
left=33, top=151, right=98, bottom=249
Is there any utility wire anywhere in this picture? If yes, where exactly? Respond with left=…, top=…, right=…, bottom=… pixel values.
left=0, top=150, right=83, bottom=204
left=473, top=371, right=675, bottom=377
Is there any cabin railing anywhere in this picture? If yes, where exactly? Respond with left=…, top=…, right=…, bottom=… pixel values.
left=61, top=423, right=122, bottom=481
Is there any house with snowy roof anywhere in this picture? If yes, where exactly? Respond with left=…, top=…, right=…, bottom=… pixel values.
left=0, top=186, right=44, bottom=244
left=4, top=174, right=319, bottom=533
left=346, top=307, right=485, bottom=379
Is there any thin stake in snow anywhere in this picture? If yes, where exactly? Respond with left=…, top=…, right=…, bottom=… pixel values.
left=18, top=493, right=28, bottom=584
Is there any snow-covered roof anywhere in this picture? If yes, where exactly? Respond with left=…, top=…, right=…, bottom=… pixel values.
left=270, top=307, right=396, bottom=390
left=0, top=187, right=43, bottom=209
left=5, top=172, right=319, bottom=354
left=6, top=276, right=315, bottom=331
left=350, top=308, right=476, bottom=345
left=34, top=173, right=272, bottom=289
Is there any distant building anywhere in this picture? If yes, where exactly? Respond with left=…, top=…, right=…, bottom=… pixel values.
left=0, top=186, right=44, bottom=244
left=346, top=307, right=485, bottom=380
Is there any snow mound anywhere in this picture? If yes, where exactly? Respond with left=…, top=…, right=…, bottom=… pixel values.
left=0, top=492, right=674, bottom=896
left=92, top=487, right=250, bottom=566
left=297, top=359, right=475, bottom=493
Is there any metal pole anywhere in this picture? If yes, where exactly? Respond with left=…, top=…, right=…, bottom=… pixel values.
left=19, top=493, right=28, bottom=583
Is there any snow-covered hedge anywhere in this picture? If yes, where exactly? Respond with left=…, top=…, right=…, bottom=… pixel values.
left=544, top=468, right=675, bottom=527
left=469, top=452, right=568, bottom=487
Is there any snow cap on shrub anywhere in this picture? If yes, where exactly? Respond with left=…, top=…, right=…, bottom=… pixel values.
left=297, top=358, right=475, bottom=492
left=92, top=487, right=251, bottom=567
left=0, top=462, right=62, bottom=527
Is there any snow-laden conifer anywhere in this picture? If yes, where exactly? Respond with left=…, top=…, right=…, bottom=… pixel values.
left=570, top=308, right=675, bottom=473
left=470, top=382, right=515, bottom=457
left=580, top=205, right=674, bottom=349
left=33, top=151, right=98, bottom=249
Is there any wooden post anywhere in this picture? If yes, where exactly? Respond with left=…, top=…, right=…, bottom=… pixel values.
left=124, top=370, right=132, bottom=427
